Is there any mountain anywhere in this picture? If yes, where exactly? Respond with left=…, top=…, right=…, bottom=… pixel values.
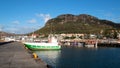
left=0, top=31, right=16, bottom=36
left=35, top=14, right=120, bottom=34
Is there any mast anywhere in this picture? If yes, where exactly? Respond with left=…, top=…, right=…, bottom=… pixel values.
left=50, top=22, right=53, bottom=34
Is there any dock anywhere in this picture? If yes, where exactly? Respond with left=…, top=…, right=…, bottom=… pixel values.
left=0, top=41, right=47, bottom=68
left=98, top=43, right=120, bottom=47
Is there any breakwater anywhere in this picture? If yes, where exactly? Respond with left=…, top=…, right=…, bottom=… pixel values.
left=0, top=41, right=47, bottom=68
left=0, top=41, right=14, bottom=45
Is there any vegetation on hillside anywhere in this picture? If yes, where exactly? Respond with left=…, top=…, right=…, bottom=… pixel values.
left=35, top=14, right=120, bottom=36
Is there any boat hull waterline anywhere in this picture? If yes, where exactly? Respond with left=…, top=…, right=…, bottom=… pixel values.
left=24, top=43, right=61, bottom=50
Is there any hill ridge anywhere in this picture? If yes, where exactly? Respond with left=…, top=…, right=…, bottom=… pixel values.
left=35, top=14, right=120, bottom=34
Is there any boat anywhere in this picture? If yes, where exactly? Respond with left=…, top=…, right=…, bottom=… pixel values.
left=24, top=35, right=61, bottom=50
left=84, top=40, right=98, bottom=48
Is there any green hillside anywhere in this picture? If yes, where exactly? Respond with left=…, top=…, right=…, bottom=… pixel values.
left=35, top=14, right=120, bottom=34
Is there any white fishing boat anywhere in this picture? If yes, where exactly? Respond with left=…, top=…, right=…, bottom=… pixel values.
left=24, top=35, right=61, bottom=50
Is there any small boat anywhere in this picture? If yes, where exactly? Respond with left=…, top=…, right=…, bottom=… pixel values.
left=84, top=40, right=98, bottom=48
left=24, top=35, right=61, bottom=50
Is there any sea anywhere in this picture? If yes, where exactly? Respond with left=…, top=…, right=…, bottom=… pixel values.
left=34, top=46, right=120, bottom=68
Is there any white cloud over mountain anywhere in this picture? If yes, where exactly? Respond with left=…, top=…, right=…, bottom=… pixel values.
left=36, top=13, right=51, bottom=23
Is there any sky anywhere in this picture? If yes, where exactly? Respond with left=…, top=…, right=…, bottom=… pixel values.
left=0, top=0, right=120, bottom=34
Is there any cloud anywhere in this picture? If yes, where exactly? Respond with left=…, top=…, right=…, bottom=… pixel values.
left=3, top=19, right=39, bottom=34
left=104, top=13, right=114, bottom=18
left=5, top=28, right=19, bottom=33
left=36, top=13, right=51, bottom=23
left=27, top=19, right=37, bottom=23
left=12, top=20, right=20, bottom=24
left=0, top=25, right=4, bottom=31
left=4, top=25, right=40, bottom=34
left=19, top=26, right=38, bottom=34
left=111, top=17, right=120, bottom=23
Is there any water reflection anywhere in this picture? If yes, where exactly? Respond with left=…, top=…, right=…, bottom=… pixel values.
left=34, top=50, right=61, bottom=68
left=34, top=47, right=120, bottom=68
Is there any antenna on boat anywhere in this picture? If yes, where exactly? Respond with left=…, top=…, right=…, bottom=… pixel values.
left=50, top=22, right=53, bottom=35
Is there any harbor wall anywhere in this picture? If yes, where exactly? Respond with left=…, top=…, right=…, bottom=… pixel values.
left=0, top=41, right=48, bottom=68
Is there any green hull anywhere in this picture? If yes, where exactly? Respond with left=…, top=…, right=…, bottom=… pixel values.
left=24, top=44, right=61, bottom=50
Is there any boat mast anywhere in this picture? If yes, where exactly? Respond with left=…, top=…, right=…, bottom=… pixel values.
left=50, top=22, right=53, bottom=35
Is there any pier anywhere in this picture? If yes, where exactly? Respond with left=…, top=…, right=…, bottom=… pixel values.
left=60, top=39, right=120, bottom=48
left=0, top=41, right=47, bottom=68
left=98, top=43, right=120, bottom=47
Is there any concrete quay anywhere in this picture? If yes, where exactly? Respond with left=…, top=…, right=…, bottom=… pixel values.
left=0, top=41, right=47, bottom=68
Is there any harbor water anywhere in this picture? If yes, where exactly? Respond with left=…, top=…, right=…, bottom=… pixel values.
left=34, top=46, right=120, bottom=68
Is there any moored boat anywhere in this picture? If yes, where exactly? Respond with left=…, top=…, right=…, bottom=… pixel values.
left=24, top=35, right=61, bottom=50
